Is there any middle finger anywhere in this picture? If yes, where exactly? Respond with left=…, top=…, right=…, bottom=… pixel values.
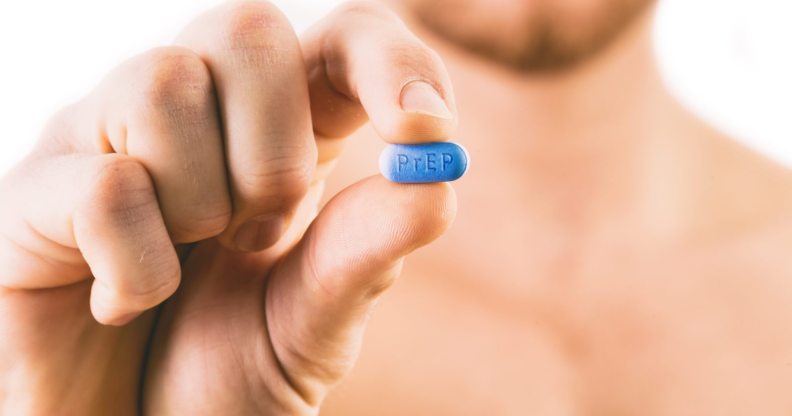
left=177, top=1, right=317, bottom=251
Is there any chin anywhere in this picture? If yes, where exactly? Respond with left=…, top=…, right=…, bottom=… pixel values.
left=401, top=0, right=655, bottom=71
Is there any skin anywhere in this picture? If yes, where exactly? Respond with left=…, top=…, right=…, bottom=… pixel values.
left=2, top=0, right=791, bottom=415
left=0, top=1, right=457, bottom=414
left=321, top=0, right=792, bottom=414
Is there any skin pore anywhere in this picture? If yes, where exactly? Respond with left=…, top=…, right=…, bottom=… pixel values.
left=321, top=0, right=792, bottom=414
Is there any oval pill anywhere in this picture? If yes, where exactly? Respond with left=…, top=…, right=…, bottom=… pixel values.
left=379, top=142, right=469, bottom=183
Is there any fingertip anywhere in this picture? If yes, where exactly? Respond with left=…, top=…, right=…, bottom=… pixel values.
left=377, top=112, right=458, bottom=144
left=367, top=79, right=458, bottom=144
left=307, top=0, right=458, bottom=144
left=87, top=260, right=180, bottom=326
left=89, top=281, right=141, bottom=326
left=382, top=177, right=458, bottom=247
left=319, top=175, right=457, bottom=268
left=95, top=310, right=142, bottom=327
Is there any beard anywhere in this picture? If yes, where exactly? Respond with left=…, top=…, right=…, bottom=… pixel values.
left=404, top=0, right=656, bottom=72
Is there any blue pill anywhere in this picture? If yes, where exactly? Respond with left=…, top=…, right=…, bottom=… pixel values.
left=379, top=142, right=469, bottom=183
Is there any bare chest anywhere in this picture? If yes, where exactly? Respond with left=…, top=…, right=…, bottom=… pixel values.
left=321, top=243, right=792, bottom=415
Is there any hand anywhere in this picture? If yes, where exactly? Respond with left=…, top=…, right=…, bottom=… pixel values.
left=0, top=1, right=457, bottom=414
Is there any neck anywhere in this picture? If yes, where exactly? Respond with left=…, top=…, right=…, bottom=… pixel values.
left=408, top=8, right=709, bottom=243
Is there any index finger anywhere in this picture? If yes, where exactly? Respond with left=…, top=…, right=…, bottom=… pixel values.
left=302, top=1, right=458, bottom=155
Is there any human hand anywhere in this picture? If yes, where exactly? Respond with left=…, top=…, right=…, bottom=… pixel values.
left=0, top=1, right=457, bottom=414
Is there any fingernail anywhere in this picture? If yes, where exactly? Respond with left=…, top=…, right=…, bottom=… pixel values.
left=400, top=80, right=453, bottom=119
left=234, top=215, right=285, bottom=252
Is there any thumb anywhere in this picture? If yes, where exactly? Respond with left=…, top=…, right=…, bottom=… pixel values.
left=265, top=175, right=456, bottom=406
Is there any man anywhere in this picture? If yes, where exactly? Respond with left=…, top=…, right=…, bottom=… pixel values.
left=2, top=0, right=791, bottom=414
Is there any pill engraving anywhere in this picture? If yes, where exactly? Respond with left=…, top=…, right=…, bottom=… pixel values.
left=379, top=142, right=469, bottom=183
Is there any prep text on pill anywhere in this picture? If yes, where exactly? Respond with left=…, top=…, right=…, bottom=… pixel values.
left=379, top=142, right=469, bottom=183
left=395, top=152, right=455, bottom=172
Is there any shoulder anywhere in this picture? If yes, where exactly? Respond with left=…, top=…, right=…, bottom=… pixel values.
left=694, top=124, right=792, bottom=247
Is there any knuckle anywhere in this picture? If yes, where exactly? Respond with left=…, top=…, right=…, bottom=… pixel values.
left=361, top=266, right=399, bottom=300
left=170, top=203, right=232, bottom=242
left=138, top=47, right=212, bottom=118
left=420, top=45, right=445, bottom=70
left=382, top=35, right=445, bottom=77
left=339, top=251, right=401, bottom=299
left=220, top=1, right=293, bottom=52
left=84, top=156, right=157, bottom=223
left=278, top=334, right=353, bottom=390
left=327, top=2, right=448, bottom=88
left=243, top=155, right=314, bottom=207
left=387, top=41, right=445, bottom=76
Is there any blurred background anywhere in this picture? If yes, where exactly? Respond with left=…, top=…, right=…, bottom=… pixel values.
left=0, top=0, right=789, bottom=175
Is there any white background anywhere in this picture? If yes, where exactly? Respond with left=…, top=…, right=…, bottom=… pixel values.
left=0, top=0, right=790, bottom=176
